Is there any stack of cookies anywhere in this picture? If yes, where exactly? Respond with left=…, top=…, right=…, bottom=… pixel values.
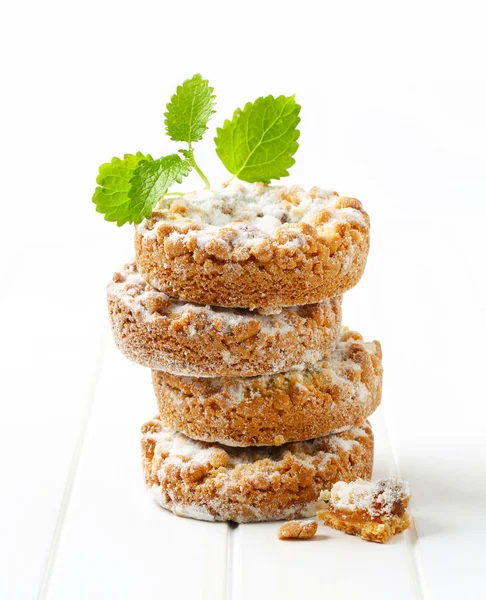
left=107, top=183, right=382, bottom=523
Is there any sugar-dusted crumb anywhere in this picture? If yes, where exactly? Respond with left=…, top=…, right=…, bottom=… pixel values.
left=278, top=520, right=318, bottom=540
left=317, top=477, right=411, bottom=543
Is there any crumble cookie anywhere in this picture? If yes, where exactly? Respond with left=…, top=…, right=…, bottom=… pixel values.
left=107, top=262, right=342, bottom=377
left=317, top=477, right=410, bottom=543
left=141, top=417, right=374, bottom=523
left=278, top=520, right=318, bottom=540
left=135, top=183, right=370, bottom=309
left=152, top=329, right=382, bottom=446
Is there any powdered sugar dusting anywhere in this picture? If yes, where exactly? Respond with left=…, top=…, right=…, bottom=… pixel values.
left=325, top=477, right=410, bottom=518
left=149, top=486, right=218, bottom=521
left=211, top=332, right=380, bottom=407
left=138, top=182, right=366, bottom=251
left=108, top=262, right=320, bottom=336
left=143, top=419, right=373, bottom=522
left=145, top=423, right=370, bottom=471
left=329, top=437, right=359, bottom=452
left=150, top=488, right=323, bottom=522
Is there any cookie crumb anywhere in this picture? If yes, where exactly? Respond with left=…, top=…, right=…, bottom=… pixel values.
left=278, top=520, right=318, bottom=540
left=317, top=477, right=411, bottom=543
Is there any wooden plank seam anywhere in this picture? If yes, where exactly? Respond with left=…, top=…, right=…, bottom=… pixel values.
left=382, top=406, right=430, bottom=600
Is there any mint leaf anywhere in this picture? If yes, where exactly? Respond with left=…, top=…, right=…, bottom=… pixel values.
left=92, top=153, right=152, bottom=226
left=92, top=153, right=190, bottom=226
left=214, top=95, right=301, bottom=183
left=128, top=154, right=192, bottom=222
left=165, top=74, right=216, bottom=144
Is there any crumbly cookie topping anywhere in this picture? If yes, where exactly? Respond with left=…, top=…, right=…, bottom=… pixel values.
left=180, top=331, right=380, bottom=407
left=142, top=417, right=374, bottom=522
left=108, top=262, right=315, bottom=334
left=143, top=421, right=370, bottom=470
left=138, top=182, right=367, bottom=253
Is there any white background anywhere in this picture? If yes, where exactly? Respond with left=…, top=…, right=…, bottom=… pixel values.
left=1, top=1, right=485, bottom=599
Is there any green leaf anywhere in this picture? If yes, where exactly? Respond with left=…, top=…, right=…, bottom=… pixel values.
left=165, top=74, right=216, bottom=144
left=214, top=95, right=301, bottom=183
left=128, top=154, right=192, bottom=222
left=92, top=152, right=152, bottom=226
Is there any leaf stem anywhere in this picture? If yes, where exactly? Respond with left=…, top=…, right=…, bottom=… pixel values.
left=188, top=142, right=211, bottom=189
left=164, top=192, right=185, bottom=196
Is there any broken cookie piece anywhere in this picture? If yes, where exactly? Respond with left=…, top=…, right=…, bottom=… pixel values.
left=278, top=520, right=318, bottom=540
left=317, top=477, right=410, bottom=543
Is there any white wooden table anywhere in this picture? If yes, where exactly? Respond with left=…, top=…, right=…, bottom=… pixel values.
left=1, top=217, right=485, bottom=600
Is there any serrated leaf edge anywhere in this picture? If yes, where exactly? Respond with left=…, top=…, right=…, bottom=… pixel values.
left=214, top=94, right=301, bottom=183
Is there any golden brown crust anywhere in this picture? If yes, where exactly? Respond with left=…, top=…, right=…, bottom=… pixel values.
left=318, top=511, right=410, bottom=543
left=134, top=185, right=369, bottom=309
left=278, top=520, right=318, bottom=540
left=107, top=263, right=342, bottom=377
left=141, top=417, right=374, bottom=523
left=152, top=329, right=382, bottom=446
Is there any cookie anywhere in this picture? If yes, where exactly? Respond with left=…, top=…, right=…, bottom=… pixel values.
left=278, top=520, right=318, bottom=540
left=317, top=477, right=410, bottom=543
left=107, top=263, right=342, bottom=377
left=141, top=417, right=374, bottom=523
left=152, top=329, right=382, bottom=446
left=135, top=183, right=369, bottom=309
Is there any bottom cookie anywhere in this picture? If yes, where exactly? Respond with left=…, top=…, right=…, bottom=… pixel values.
left=141, top=417, right=374, bottom=523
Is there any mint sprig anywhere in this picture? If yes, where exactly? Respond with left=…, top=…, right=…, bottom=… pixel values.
left=215, top=95, right=301, bottom=183
left=93, top=74, right=302, bottom=226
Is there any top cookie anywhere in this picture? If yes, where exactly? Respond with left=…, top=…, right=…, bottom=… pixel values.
left=135, top=183, right=370, bottom=309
